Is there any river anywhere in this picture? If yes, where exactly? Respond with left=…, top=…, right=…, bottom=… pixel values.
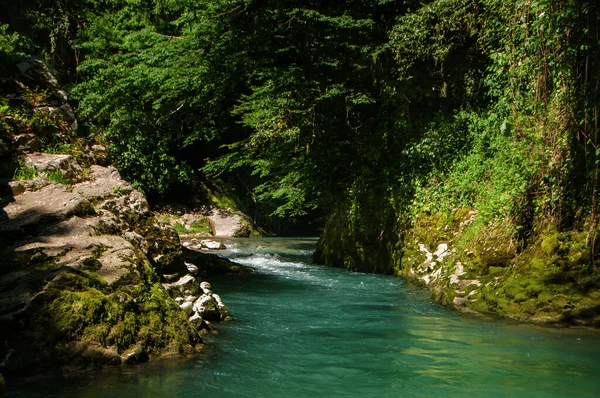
left=10, top=238, right=600, bottom=397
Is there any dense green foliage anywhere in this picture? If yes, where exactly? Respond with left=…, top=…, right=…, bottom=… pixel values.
left=2, top=1, right=599, bottom=267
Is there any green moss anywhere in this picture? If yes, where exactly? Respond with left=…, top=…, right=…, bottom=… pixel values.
left=462, top=224, right=600, bottom=324
left=540, top=230, right=559, bottom=255
left=411, top=212, right=448, bottom=249
left=0, top=373, right=5, bottom=397
left=173, top=218, right=213, bottom=235
left=232, top=218, right=261, bottom=238
left=191, top=219, right=212, bottom=234
left=107, top=312, right=139, bottom=352
left=172, top=222, right=189, bottom=235
left=207, top=188, right=239, bottom=211
left=66, top=199, right=95, bottom=217
left=314, top=205, right=394, bottom=273
left=9, top=263, right=201, bottom=374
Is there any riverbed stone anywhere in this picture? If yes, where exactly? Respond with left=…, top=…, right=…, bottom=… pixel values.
left=121, top=346, right=149, bottom=365
left=189, top=312, right=203, bottom=329
left=180, top=301, right=194, bottom=316
left=194, top=295, right=217, bottom=311
left=184, top=261, right=199, bottom=275
left=200, top=240, right=225, bottom=250
left=453, top=297, right=467, bottom=306
left=200, top=281, right=212, bottom=294
left=175, top=275, right=199, bottom=292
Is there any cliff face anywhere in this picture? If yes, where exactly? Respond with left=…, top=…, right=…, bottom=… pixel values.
left=0, top=154, right=239, bottom=376
left=315, top=206, right=600, bottom=328
left=0, top=60, right=241, bottom=379
left=396, top=210, right=600, bottom=327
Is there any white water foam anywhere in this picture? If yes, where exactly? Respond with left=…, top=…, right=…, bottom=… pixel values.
left=229, top=254, right=345, bottom=290
left=230, top=253, right=323, bottom=282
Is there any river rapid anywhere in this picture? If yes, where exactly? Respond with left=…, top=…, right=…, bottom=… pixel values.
left=10, top=238, right=600, bottom=397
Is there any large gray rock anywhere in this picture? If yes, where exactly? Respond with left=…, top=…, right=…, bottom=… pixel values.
left=24, top=153, right=82, bottom=180
left=13, top=216, right=137, bottom=284
left=73, top=166, right=133, bottom=201
left=200, top=240, right=226, bottom=250
left=99, top=190, right=149, bottom=218
left=180, top=301, right=194, bottom=316
left=16, top=60, right=58, bottom=86
left=205, top=208, right=246, bottom=237
left=0, top=152, right=234, bottom=375
left=188, top=312, right=203, bottom=328
left=0, top=183, right=93, bottom=239
left=9, top=177, right=50, bottom=195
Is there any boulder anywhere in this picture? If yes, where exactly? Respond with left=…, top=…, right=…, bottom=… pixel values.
left=12, top=134, right=40, bottom=153
left=0, top=151, right=235, bottom=376
left=193, top=294, right=225, bottom=321
left=180, top=301, right=194, bottom=316
left=200, top=281, right=212, bottom=294
left=200, top=240, right=226, bottom=250
left=34, top=104, right=78, bottom=131
left=184, top=261, right=199, bottom=275
left=193, top=295, right=217, bottom=311
left=164, top=274, right=200, bottom=297
left=24, top=153, right=82, bottom=180
left=99, top=190, right=149, bottom=218
left=12, top=217, right=137, bottom=285
left=188, top=313, right=203, bottom=329
left=121, top=346, right=149, bottom=365
left=73, top=166, right=133, bottom=201
left=199, top=320, right=215, bottom=335
left=205, top=207, right=253, bottom=237
left=0, top=183, right=94, bottom=241
left=8, top=177, right=50, bottom=195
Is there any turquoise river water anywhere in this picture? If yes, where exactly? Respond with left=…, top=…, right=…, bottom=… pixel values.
left=9, top=238, right=600, bottom=397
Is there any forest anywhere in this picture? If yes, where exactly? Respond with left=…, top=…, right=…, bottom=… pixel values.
left=1, top=0, right=600, bottom=366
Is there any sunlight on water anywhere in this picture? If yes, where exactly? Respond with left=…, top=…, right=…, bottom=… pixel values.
left=9, top=238, right=600, bottom=397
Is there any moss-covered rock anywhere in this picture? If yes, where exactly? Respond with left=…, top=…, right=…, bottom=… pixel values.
left=0, top=372, right=5, bottom=397
left=181, top=247, right=252, bottom=277
left=318, top=204, right=600, bottom=327
left=0, top=157, right=237, bottom=380
left=313, top=205, right=394, bottom=274
left=1, top=268, right=202, bottom=376
left=0, top=57, right=237, bottom=381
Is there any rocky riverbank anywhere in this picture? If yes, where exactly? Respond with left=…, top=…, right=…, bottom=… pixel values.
left=155, top=205, right=261, bottom=238
left=314, top=206, right=600, bottom=328
left=0, top=153, right=247, bottom=383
